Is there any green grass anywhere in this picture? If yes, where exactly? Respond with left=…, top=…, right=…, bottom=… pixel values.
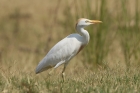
left=1, top=66, right=140, bottom=93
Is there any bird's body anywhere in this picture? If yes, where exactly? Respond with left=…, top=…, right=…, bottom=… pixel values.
left=36, top=33, right=86, bottom=73
left=35, top=18, right=102, bottom=80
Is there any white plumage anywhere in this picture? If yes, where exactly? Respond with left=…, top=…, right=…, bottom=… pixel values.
left=36, top=34, right=84, bottom=73
left=35, top=18, right=102, bottom=80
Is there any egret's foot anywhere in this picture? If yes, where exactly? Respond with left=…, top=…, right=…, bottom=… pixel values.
left=62, top=72, right=65, bottom=82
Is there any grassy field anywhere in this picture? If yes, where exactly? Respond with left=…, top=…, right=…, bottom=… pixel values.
left=0, top=0, right=140, bottom=93
left=1, top=66, right=140, bottom=93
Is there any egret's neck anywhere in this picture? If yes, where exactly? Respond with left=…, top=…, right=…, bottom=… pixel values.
left=76, top=27, right=90, bottom=45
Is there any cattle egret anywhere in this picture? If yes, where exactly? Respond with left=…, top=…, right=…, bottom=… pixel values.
left=35, top=18, right=102, bottom=81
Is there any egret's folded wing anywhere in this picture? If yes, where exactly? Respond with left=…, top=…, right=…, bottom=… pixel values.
left=35, top=34, right=83, bottom=74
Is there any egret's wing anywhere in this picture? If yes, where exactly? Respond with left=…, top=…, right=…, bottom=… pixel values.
left=35, top=34, right=83, bottom=74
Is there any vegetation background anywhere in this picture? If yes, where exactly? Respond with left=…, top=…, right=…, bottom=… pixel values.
left=0, top=0, right=140, bottom=93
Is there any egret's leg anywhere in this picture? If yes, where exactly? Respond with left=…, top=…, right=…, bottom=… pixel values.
left=62, top=72, right=65, bottom=81
left=62, top=64, right=66, bottom=82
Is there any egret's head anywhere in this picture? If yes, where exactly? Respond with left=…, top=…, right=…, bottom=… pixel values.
left=76, top=18, right=102, bottom=28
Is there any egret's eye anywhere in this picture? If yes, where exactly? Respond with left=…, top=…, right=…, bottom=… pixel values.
left=85, top=20, right=89, bottom=23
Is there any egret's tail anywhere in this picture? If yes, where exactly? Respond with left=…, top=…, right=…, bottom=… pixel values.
left=35, top=64, right=52, bottom=74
